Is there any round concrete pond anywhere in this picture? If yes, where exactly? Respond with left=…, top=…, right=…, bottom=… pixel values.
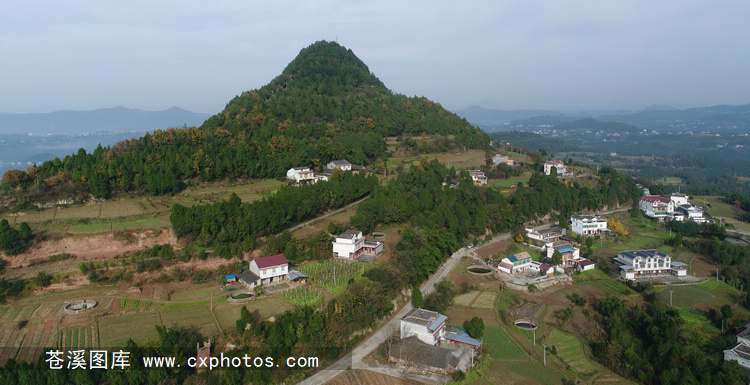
left=64, top=300, right=98, bottom=314
left=466, top=265, right=493, bottom=275
left=514, top=319, right=539, bottom=330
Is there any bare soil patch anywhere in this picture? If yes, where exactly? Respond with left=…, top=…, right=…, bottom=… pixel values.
left=446, top=306, right=500, bottom=328
left=475, top=240, right=510, bottom=260
left=2, top=230, right=177, bottom=268
left=691, top=254, right=718, bottom=278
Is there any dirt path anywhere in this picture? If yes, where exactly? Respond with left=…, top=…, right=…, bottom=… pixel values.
left=287, top=198, right=367, bottom=232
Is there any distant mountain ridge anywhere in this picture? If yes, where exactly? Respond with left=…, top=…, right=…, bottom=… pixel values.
left=458, top=103, right=750, bottom=133
left=0, top=106, right=211, bottom=134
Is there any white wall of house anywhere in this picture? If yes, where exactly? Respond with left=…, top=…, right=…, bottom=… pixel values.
left=249, top=261, right=288, bottom=282
left=724, top=349, right=750, bottom=369
left=400, top=320, right=445, bottom=346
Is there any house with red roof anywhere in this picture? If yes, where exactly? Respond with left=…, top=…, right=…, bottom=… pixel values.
left=544, top=160, right=571, bottom=176
left=639, top=196, right=675, bottom=219
left=249, top=254, right=289, bottom=285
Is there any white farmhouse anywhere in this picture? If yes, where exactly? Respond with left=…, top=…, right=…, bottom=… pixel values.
left=468, top=170, right=487, bottom=186
left=570, top=215, right=608, bottom=236
left=544, top=160, right=567, bottom=176
left=286, top=167, right=315, bottom=183
left=249, top=254, right=289, bottom=285
left=332, top=230, right=383, bottom=260
left=400, top=308, right=447, bottom=346
left=639, top=196, right=675, bottom=220
left=326, top=160, right=352, bottom=171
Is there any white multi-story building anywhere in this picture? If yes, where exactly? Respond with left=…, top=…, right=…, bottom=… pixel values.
left=570, top=215, right=608, bottom=236
left=400, top=308, right=447, bottom=346
left=527, top=226, right=566, bottom=245
left=544, top=160, right=567, bottom=176
left=286, top=167, right=315, bottom=182
left=615, top=250, right=686, bottom=279
left=670, top=193, right=689, bottom=207
left=468, top=170, right=487, bottom=186
left=639, top=196, right=675, bottom=219
left=332, top=230, right=383, bottom=260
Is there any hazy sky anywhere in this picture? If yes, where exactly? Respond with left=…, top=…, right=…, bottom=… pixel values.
left=3, top=1, right=750, bottom=114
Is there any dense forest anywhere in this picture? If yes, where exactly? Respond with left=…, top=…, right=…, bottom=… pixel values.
left=0, top=41, right=487, bottom=204
left=170, top=171, right=378, bottom=259
left=590, top=296, right=744, bottom=384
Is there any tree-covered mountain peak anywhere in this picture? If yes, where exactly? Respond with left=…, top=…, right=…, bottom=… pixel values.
left=272, top=40, right=386, bottom=94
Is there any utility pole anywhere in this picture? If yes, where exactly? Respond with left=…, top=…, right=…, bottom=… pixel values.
left=669, top=290, right=673, bottom=306
left=533, top=329, right=536, bottom=346
left=541, top=343, right=547, bottom=366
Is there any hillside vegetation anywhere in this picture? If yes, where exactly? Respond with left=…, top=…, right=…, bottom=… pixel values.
left=0, top=40, right=487, bottom=204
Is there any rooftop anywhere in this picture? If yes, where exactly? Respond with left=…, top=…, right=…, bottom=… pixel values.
left=571, top=214, right=606, bottom=222
left=444, top=332, right=482, bottom=347
left=506, top=252, right=532, bottom=263
left=253, top=254, right=289, bottom=269
left=402, top=308, right=447, bottom=331
left=618, top=250, right=669, bottom=261
left=725, top=341, right=750, bottom=360
left=337, top=230, right=361, bottom=239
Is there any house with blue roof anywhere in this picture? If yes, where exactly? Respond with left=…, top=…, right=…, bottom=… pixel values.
left=498, top=252, right=533, bottom=274
left=400, top=308, right=447, bottom=346
left=615, top=249, right=686, bottom=280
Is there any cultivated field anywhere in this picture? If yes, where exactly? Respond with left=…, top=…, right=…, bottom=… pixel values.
left=297, top=260, right=368, bottom=294
left=1, top=179, right=285, bottom=236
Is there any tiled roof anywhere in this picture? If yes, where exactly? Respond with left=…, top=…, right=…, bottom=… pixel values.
left=640, top=195, right=671, bottom=204
left=444, top=332, right=482, bottom=347
left=619, top=250, right=668, bottom=260
left=253, top=254, right=288, bottom=269
left=338, top=230, right=361, bottom=239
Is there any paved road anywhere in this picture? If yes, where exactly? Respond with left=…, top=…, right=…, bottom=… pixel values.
left=299, top=233, right=512, bottom=385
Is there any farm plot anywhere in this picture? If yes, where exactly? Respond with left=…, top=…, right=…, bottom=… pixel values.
left=655, top=285, right=716, bottom=308
left=298, top=261, right=367, bottom=294
left=453, top=291, right=480, bottom=307
left=473, top=291, right=497, bottom=309
left=484, top=327, right=526, bottom=360
left=61, top=326, right=96, bottom=350
left=546, top=328, right=603, bottom=379
left=168, top=282, right=223, bottom=301
left=281, top=287, right=323, bottom=308
left=590, top=280, right=634, bottom=296
left=501, top=360, right=568, bottom=385
left=119, top=299, right=163, bottom=308
left=160, top=302, right=218, bottom=338
left=98, top=312, right=161, bottom=348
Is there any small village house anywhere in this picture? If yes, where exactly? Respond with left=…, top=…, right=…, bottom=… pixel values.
left=570, top=214, right=608, bottom=236
left=332, top=230, right=383, bottom=260
left=400, top=308, right=447, bottom=346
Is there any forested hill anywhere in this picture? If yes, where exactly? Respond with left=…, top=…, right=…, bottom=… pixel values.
left=0, top=40, right=487, bottom=200
left=200, top=40, right=488, bottom=167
